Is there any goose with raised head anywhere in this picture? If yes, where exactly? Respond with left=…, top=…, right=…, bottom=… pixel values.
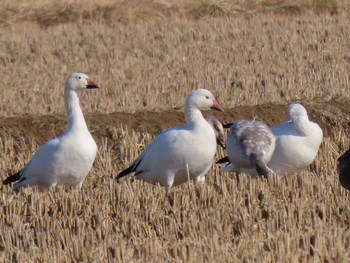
left=267, top=103, right=323, bottom=174
left=3, top=73, right=99, bottom=190
left=218, top=120, right=276, bottom=178
left=116, top=88, right=224, bottom=190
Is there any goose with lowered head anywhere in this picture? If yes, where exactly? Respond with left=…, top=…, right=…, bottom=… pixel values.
left=217, top=103, right=323, bottom=176
left=3, top=73, right=99, bottom=191
left=116, top=88, right=224, bottom=191
left=192, top=115, right=226, bottom=184
left=267, top=103, right=323, bottom=174
left=218, top=120, right=276, bottom=178
left=205, top=115, right=225, bottom=150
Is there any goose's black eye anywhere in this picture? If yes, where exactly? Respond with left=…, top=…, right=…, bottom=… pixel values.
left=78, top=76, right=81, bottom=79
left=206, top=96, right=210, bottom=99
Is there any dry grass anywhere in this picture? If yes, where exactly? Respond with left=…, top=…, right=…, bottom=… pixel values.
left=0, top=0, right=348, bottom=26
left=0, top=13, right=350, bottom=117
left=0, top=123, right=349, bottom=262
left=0, top=1, right=349, bottom=262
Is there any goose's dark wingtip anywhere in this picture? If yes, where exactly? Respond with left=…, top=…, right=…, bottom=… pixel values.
left=216, top=156, right=230, bottom=164
left=3, top=171, right=21, bottom=185
left=116, top=166, right=134, bottom=180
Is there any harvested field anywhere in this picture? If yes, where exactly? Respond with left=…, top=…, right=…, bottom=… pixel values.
left=0, top=0, right=349, bottom=262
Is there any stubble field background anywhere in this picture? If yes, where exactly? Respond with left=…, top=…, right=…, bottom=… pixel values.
left=0, top=0, right=349, bottom=262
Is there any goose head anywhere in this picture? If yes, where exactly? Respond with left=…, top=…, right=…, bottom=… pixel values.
left=187, top=88, right=224, bottom=112
left=205, top=115, right=226, bottom=149
left=66, top=73, right=99, bottom=91
left=288, top=103, right=308, bottom=120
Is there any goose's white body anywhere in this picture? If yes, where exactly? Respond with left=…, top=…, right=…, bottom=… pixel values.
left=218, top=104, right=322, bottom=176
left=194, top=115, right=225, bottom=183
left=117, top=89, right=224, bottom=188
left=135, top=124, right=216, bottom=187
left=205, top=115, right=225, bottom=149
left=267, top=103, right=323, bottom=174
left=5, top=73, right=98, bottom=190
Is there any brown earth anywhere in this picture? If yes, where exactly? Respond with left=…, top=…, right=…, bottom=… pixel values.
left=0, top=100, right=348, bottom=149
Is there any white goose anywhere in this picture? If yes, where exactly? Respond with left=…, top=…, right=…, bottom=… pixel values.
left=3, top=73, right=99, bottom=190
left=218, top=120, right=276, bottom=177
left=267, top=103, right=323, bottom=174
left=192, top=115, right=226, bottom=183
left=116, top=88, right=224, bottom=191
left=205, top=115, right=225, bottom=149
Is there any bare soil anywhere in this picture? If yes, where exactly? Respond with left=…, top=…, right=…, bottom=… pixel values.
left=0, top=100, right=348, bottom=148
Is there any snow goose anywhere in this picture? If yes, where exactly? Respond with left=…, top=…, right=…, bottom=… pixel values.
left=191, top=115, right=226, bottom=184
left=3, top=73, right=99, bottom=190
left=218, top=120, right=276, bottom=178
left=338, top=148, right=350, bottom=190
left=205, top=115, right=225, bottom=149
left=116, top=88, right=224, bottom=190
left=267, top=103, right=323, bottom=174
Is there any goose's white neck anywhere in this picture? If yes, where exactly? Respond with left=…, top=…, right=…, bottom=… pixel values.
left=291, top=113, right=311, bottom=136
left=185, top=100, right=206, bottom=127
left=64, top=88, right=89, bottom=132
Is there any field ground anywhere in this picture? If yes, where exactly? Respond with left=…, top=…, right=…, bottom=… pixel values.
left=0, top=100, right=349, bottom=262
left=0, top=100, right=349, bottom=147
left=0, top=0, right=350, bottom=262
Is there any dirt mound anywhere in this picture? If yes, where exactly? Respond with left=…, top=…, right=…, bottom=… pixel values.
left=0, top=101, right=348, bottom=145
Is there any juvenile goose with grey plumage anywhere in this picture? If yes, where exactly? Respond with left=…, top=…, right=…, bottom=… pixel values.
left=218, top=120, right=276, bottom=178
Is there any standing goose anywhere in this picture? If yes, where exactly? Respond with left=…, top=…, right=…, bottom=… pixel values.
left=218, top=120, right=276, bottom=178
left=267, top=103, right=323, bottom=174
left=3, top=73, right=99, bottom=190
left=116, top=88, right=224, bottom=190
